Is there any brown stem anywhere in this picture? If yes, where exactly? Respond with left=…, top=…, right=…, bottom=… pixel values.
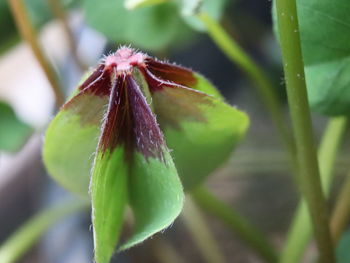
left=8, top=0, right=65, bottom=106
left=47, top=0, right=88, bottom=71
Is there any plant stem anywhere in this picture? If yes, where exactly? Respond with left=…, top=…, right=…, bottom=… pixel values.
left=279, top=117, right=347, bottom=263
left=331, top=173, right=350, bottom=242
left=8, top=0, right=65, bottom=106
left=182, top=196, right=226, bottom=263
left=192, top=187, right=277, bottom=263
left=197, top=12, right=295, bottom=162
left=47, top=0, right=88, bottom=71
left=275, top=0, right=335, bottom=262
left=0, top=199, right=88, bottom=263
left=151, top=237, right=186, bottom=263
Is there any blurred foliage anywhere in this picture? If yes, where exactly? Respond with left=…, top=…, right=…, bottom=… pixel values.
left=83, top=0, right=191, bottom=51
left=1, top=0, right=232, bottom=53
left=336, top=229, right=350, bottom=263
left=176, top=0, right=230, bottom=31
left=0, top=101, right=32, bottom=152
left=0, top=0, right=18, bottom=53
left=273, top=0, right=350, bottom=116
left=24, top=0, right=78, bottom=27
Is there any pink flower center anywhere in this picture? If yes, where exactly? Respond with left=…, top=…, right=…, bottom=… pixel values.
left=105, top=47, right=145, bottom=72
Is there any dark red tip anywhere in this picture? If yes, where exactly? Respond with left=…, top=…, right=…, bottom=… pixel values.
left=145, top=58, right=197, bottom=87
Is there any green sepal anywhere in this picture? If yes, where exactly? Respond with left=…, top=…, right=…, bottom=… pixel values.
left=153, top=84, right=249, bottom=190
left=192, top=73, right=223, bottom=99
left=43, top=93, right=108, bottom=196
left=91, top=148, right=128, bottom=263
left=120, top=149, right=184, bottom=250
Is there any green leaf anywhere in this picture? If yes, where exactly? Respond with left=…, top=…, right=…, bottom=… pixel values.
left=336, top=229, right=350, bottom=263
left=91, top=148, right=127, bottom=263
left=121, top=150, right=184, bottom=250
left=43, top=92, right=108, bottom=196
left=124, top=0, right=168, bottom=10
left=83, top=0, right=189, bottom=50
left=176, top=0, right=229, bottom=31
left=273, top=0, right=350, bottom=115
left=0, top=101, right=32, bottom=152
left=152, top=83, right=249, bottom=190
left=0, top=1, right=17, bottom=46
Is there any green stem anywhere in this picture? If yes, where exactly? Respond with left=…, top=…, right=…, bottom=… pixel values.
left=8, top=0, right=65, bottom=106
left=275, top=1, right=335, bottom=262
left=192, top=187, right=277, bottom=263
left=182, top=196, right=226, bottom=263
left=0, top=199, right=88, bottom=263
left=331, top=173, right=350, bottom=242
left=279, top=117, right=347, bottom=263
left=197, top=12, right=295, bottom=161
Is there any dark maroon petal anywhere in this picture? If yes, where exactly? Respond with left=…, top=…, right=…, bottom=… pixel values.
left=127, top=75, right=165, bottom=161
left=99, top=76, right=131, bottom=156
left=99, top=74, right=165, bottom=161
left=81, top=68, right=112, bottom=97
left=78, top=64, right=105, bottom=91
left=140, top=68, right=184, bottom=92
left=145, top=58, right=197, bottom=87
left=62, top=68, right=112, bottom=111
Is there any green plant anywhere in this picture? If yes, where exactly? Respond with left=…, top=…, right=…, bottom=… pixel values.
left=2, top=0, right=350, bottom=262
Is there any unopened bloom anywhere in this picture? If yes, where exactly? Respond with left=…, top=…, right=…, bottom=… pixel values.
left=43, top=47, right=248, bottom=263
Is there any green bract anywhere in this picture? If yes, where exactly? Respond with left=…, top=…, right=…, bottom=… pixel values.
left=43, top=47, right=248, bottom=263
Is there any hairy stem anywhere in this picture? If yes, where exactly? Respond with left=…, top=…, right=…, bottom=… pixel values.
left=182, top=196, right=226, bottom=263
left=192, top=187, right=277, bottom=263
left=8, top=0, right=65, bottom=106
left=275, top=0, right=335, bottom=262
left=47, top=0, right=88, bottom=71
left=0, top=199, right=88, bottom=263
left=279, top=117, right=347, bottom=263
left=197, top=12, right=295, bottom=162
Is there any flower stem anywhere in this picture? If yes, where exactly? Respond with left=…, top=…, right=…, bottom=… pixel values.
left=275, top=0, right=335, bottom=262
left=279, top=117, right=347, bottom=263
left=0, top=199, right=88, bottom=263
left=8, top=0, right=65, bottom=106
left=192, top=187, right=277, bottom=263
left=182, top=196, right=226, bottom=263
left=331, top=172, right=350, bottom=242
left=197, top=12, right=295, bottom=162
left=47, top=0, right=88, bottom=71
